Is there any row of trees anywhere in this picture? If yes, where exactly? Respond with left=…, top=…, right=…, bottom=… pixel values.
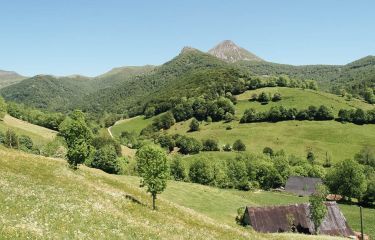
left=170, top=148, right=326, bottom=191
left=240, top=105, right=334, bottom=123
left=156, top=134, right=246, bottom=154
left=250, top=92, right=282, bottom=103
left=6, top=102, right=66, bottom=131
left=337, top=108, right=375, bottom=124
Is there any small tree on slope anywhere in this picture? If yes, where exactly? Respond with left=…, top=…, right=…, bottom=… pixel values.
left=309, top=184, right=328, bottom=234
left=136, top=145, right=169, bottom=210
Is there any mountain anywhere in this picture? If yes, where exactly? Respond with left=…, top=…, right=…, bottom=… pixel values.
left=208, top=40, right=264, bottom=63
left=82, top=48, right=245, bottom=115
left=0, top=75, right=97, bottom=112
left=0, top=70, right=26, bottom=88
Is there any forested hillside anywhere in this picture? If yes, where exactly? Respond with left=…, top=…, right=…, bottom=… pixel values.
left=239, top=56, right=375, bottom=101
left=0, top=70, right=26, bottom=88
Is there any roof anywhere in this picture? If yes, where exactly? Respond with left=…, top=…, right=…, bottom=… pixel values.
left=285, top=176, right=322, bottom=196
left=244, top=202, right=354, bottom=237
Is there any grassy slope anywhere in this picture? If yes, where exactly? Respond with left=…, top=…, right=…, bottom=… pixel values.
left=236, top=87, right=373, bottom=117
left=122, top=176, right=374, bottom=239
left=110, top=115, right=155, bottom=138
left=0, top=115, right=56, bottom=146
left=111, top=88, right=375, bottom=162
left=0, top=148, right=343, bottom=240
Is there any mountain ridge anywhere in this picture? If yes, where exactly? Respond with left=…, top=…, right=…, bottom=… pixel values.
left=208, top=40, right=264, bottom=63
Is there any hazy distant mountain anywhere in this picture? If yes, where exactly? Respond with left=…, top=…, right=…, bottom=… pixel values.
left=0, top=70, right=26, bottom=88
left=208, top=40, right=264, bottom=63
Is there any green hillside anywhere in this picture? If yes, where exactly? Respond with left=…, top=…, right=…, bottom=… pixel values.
left=0, top=115, right=56, bottom=146
left=110, top=87, right=375, bottom=162
left=0, top=148, right=343, bottom=240
left=239, top=56, right=375, bottom=100
left=235, top=87, right=373, bottom=117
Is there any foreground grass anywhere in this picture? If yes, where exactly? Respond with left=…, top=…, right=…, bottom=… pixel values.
left=0, top=115, right=56, bottom=146
left=0, top=148, right=344, bottom=240
left=122, top=176, right=375, bottom=240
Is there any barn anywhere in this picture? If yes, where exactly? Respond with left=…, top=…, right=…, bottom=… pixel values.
left=243, top=202, right=354, bottom=237
left=285, top=176, right=322, bottom=196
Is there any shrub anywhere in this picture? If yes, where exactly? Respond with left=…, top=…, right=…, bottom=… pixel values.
left=227, top=160, right=249, bottom=190
left=224, top=112, right=235, bottom=122
left=263, top=147, right=274, bottom=156
left=19, top=135, right=33, bottom=150
left=223, top=144, right=232, bottom=152
left=92, top=135, right=122, bottom=156
left=153, top=112, right=175, bottom=130
left=233, top=139, right=246, bottom=151
left=170, top=156, right=186, bottom=181
left=226, top=125, right=233, bottom=130
left=0, top=131, right=5, bottom=144
left=144, top=106, right=156, bottom=118
left=119, top=131, right=139, bottom=148
left=202, top=139, right=219, bottom=151
left=189, top=118, right=200, bottom=132
left=272, top=93, right=282, bottom=102
left=258, top=92, right=270, bottom=103
left=157, top=134, right=175, bottom=152
left=91, top=145, right=121, bottom=174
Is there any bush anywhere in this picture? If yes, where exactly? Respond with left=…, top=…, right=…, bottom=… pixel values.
left=91, top=145, right=121, bottom=174
left=272, top=93, right=282, bottom=102
left=119, top=131, right=139, bottom=148
left=258, top=92, right=270, bottom=103
left=189, top=159, right=214, bottom=185
left=157, top=134, right=175, bottom=152
left=170, top=156, right=186, bottom=181
left=226, top=125, right=233, bottom=130
left=202, top=139, right=219, bottom=151
left=176, top=136, right=202, bottom=154
left=153, top=112, right=175, bottom=130
left=0, top=131, right=5, bottom=144
left=189, top=118, right=200, bottom=132
left=144, top=106, right=156, bottom=118
left=92, top=135, right=122, bottom=156
left=263, top=147, right=274, bottom=156
left=227, top=160, right=249, bottom=190
left=223, top=144, right=232, bottom=152
left=19, top=135, right=33, bottom=150
left=233, top=139, right=246, bottom=151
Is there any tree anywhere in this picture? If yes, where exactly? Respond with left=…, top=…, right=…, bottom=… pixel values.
left=316, top=105, right=334, bottom=120
left=59, top=110, right=93, bottom=169
left=91, top=145, right=120, bottom=174
left=144, top=106, right=156, bottom=118
left=364, top=88, right=375, bottom=104
left=136, top=145, right=169, bottom=210
left=233, top=139, right=246, bottom=151
left=4, top=129, right=18, bottom=148
left=309, top=184, right=328, bottom=234
left=0, top=97, right=6, bottom=121
left=189, top=118, right=200, bottom=132
left=326, top=158, right=367, bottom=201
left=189, top=159, right=213, bottom=185
left=170, top=156, right=186, bottom=181
left=176, top=136, right=202, bottom=154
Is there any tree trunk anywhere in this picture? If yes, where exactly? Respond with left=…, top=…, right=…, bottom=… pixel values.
left=152, top=193, right=156, bottom=210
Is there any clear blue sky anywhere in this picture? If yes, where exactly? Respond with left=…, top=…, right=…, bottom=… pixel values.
left=1, top=0, right=374, bottom=77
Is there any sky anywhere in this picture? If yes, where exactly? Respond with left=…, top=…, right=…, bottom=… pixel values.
left=0, top=0, right=374, bottom=77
